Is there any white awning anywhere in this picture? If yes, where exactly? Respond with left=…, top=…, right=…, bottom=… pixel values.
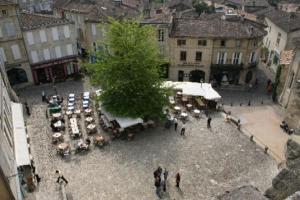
left=101, top=106, right=143, bottom=128
left=11, top=102, right=31, bottom=167
left=163, top=81, right=221, bottom=100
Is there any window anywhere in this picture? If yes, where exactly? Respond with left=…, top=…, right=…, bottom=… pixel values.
left=66, top=44, right=73, bottom=56
left=92, top=24, right=97, bottom=36
left=39, top=30, right=47, bottom=43
left=26, top=32, right=34, bottom=45
left=0, top=27, right=3, bottom=37
left=31, top=50, right=38, bottom=63
left=5, top=23, right=16, bottom=37
left=55, top=46, right=62, bottom=58
left=276, top=32, right=281, bottom=46
left=156, top=9, right=162, bottom=14
left=2, top=10, right=7, bottom=16
left=195, top=52, right=202, bottom=61
left=63, top=25, right=70, bottom=38
left=249, top=52, right=255, bottom=63
left=43, top=48, right=50, bottom=60
left=289, top=72, right=294, bottom=88
left=177, top=39, right=186, bottom=46
left=66, top=63, right=74, bottom=75
left=180, top=51, right=186, bottom=61
left=217, top=52, right=226, bottom=64
left=236, top=40, right=241, bottom=47
left=11, top=44, right=21, bottom=60
left=158, top=29, right=164, bottom=42
left=0, top=47, right=7, bottom=62
left=52, top=27, right=59, bottom=40
left=220, top=40, right=226, bottom=47
left=232, top=52, right=241, bottom=64
left=198, top=40, right=207, bottom=46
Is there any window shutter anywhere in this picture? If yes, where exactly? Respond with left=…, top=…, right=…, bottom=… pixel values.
left=31, top=50, right=39, bottom=63
left=66, top=44, right=73, bottom=56
left=5, top=23, right=16, bottom=37
left=239, top=53, right=243, bottom=64
left=231, top=52, right=235, bottom=64
left=0, top=47, right=7, bottom=62
left=0, top=27, right=3, bottom=37
left=223, top=52, right=227, bottom=64
left=26, top=32, right=34, bottom=45
left=63, top=25, right=70, bottom=38
left=55, top=46, right=62, bottom=58
left=92, top=24, right=97, bottom=36
left=217, top=52, right=220, bottom=64
left=39, top=30, right=47, bottom=43
left=11, top=44, right=21, bottom=60
left=52, top=27, right=59, bottom=41
left=43, top=48, right=50, bottom=60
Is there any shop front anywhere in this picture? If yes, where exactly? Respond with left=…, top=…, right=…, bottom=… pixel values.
left=31, top=56, right=78, bottom=84
left=210, top=64, right=243, bottom=86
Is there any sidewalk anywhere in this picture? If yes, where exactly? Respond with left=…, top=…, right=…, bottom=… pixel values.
left=224, top=105, right=289, bottom=163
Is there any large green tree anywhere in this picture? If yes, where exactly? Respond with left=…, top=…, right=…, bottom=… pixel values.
left=193, top=1, right=215, bottom=16
left=85, top=19, right=169, bottom=119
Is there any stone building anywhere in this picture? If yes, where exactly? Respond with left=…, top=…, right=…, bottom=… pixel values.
left=0, top=54, right=22, bottom=200
left=19, top=13, right=78, bottom=84
left=279, top=38, right=300, bottom=130
left=17, top=0, right=53, bottom=14
left=278, top=0, right=300, bottom=13
left=167, top=14, right=265, bottom=85
left=53, top=0, right=140, bottom=59
left=224, top=0, right=270, bottom=13
left=0, top=0, right=33, bottom=88
left=260, top=9, right=300, bottom=73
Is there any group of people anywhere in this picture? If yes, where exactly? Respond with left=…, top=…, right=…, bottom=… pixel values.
left=172, top=116, right=212, bottom=136
left=153, top=167, right=181, bottom=198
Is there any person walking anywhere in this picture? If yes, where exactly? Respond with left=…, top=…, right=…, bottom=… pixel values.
left=55, top=170, right=68, bottom=184
left=175, top=172, right=181, bottom=188
left=180, top=123, right=185, bottom=136
left=174, top=117, right=178, bottom=131
left=163, top=168, right=168, bottom=181
left=207, top=117, right=212, bottom=129
left=42, top=91, right=46, bottom=102
left=155, top=175, right=161, bottom=198
left=25, top=102, right=30, bottom=116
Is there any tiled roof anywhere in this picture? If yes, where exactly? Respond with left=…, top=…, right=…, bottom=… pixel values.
left=279, top=0, right=300, bottom=3
left=141, top=7, right=172, bottom=24
left=170, top=15, right=266, bottom=38
left=263, top=9, right=300, bottom=33
left=19, top=13, right=73, bottom=31
left=226, top=0, right=269, bottom=7
left=0, top=0, right=16, bottom=6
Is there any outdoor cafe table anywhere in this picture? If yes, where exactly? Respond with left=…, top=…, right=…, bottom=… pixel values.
left=66, top=110, right=73, bottom=116
left=176, top=91, right=182, bottom=96
left=58, top=143, right=68, bottom=151
left=169, top=100, right=175, bottom=105
left=54, top=121, right=63, bottom=128
left=70, top=118, right=80, bottom=135
left=85, top=117, right=94, bottom=123
left=52, top=132, right=62, bottom=141
left=68, top=102, right=74, bottom=107
left=52, top=113, right=61, bottom=119
left=87, top=124, right=96, bottom=130
left=84, top=108, right=92, bottom=114
left=186, top=103, right=193, bottom=111
left=193, top=109, right=200, bottom=117
left=74, top=109, right=81, bottom=115
left=174, top=106, right=181, bottom=111
left=180, top=112, right=188, bottom=120
left=69, top=94, right=75, bottom=98
left=67, top=106, right=74, bottom=111
left=69, top=97, right=75, bottom=102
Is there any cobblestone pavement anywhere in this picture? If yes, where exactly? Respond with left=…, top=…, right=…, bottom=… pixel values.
left=17, top=79, right=278, bottom=200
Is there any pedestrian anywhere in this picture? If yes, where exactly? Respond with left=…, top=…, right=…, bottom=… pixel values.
left=25, top=102, right=30, bottom=116
left=175, top=172, right=180, bottom=188
left=180, top=123, right=185, bottom=136
left=158, top=166, right=162, bottom=176
left=42, top=91, right=45, bottom=102
left=55, top=170, right=68, bottom=184
left=163, top=168, right=168, bottom=181
left=162, top=179, right=166, bottom=192
left=207, top=117, right=212, bottom=129
left=174, top=117, right=178, bottom=131
left=46, top=109, right=48, bottom=119
left=53, top=85, right=57, bottom=95
left=155, top=176, right=161, bottom=198
left=35, top=174, right=41, bottom=183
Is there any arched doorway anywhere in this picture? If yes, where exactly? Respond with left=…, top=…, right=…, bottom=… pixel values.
left=189, top=70, right=205, bottom=82
left=245, top=71, right=253, bottom=84
left=7, top=68, right=28, bottom=86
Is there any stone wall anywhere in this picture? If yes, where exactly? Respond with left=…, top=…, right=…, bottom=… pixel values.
left=265, top=139, right=300, bottom=200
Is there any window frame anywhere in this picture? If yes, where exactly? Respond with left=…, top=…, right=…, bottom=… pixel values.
left=177, top=39, right=186, bottom=46
left=180, top=51, right=187, bottom=61
left=195, top=51, right=202, bottom=62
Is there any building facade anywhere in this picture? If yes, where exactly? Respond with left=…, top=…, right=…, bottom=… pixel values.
left=278, top=0, right=300, bottom=13
left=19, top=13, right=78, bottom=84
left=0, top=0, right=33, bottom=88
left=17, top=0, right=53, bottom=14
left=262, top=10, right=300, bottom=73
left=167, top=16, right=265, bottom=85
left=0, top=53, right=22, bottom=200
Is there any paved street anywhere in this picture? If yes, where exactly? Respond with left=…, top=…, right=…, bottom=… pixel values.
left=16, top=79, right=278, bottom=200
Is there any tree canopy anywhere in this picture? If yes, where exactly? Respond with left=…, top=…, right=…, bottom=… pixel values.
left=193, top=1, right=215, bottom=16
left=84, top=19, right=169, bottom=119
